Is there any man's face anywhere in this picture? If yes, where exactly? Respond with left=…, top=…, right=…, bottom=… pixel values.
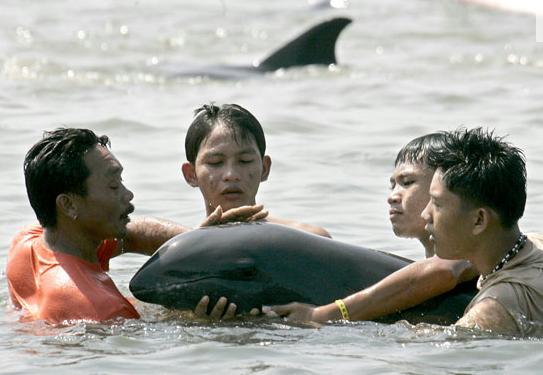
left=421, top=169, right=473, bottom=260
left=74, top=145, right=134, bottom=240
left=183, top=126, right=271, bottom=215
left=388, top=162, right=434, bottom=240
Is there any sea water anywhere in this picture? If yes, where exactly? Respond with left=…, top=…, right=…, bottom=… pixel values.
left=1, top=0, right=543, bottom=373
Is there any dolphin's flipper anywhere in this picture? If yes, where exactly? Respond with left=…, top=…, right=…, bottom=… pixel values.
left=256, top=17, right=352, bottom=72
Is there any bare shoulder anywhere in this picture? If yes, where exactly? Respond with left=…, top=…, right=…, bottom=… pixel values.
left=266, top=216, right=331, bottom=238
left=456, top=297, right=520, bottom=336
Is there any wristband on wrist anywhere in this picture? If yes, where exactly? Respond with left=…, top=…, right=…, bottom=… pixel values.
left=334, top=299, right=350, bottom=320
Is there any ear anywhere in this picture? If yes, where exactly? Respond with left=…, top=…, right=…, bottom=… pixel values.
left=56, top=193, right=78, bottom=220
left=182, top=162, right=199, bottom=187
left=472, top=207, right=491, bottom=235
left=261, top=155, right=272, bottom=182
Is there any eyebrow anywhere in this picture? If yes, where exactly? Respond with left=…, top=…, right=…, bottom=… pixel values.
left=106, top=165, right=123, bottom=176
left=202, top=148, right=258, bottom=157
left=238, top=149, right=258, bottom=155
left=392, top=171, right=418, bottom=180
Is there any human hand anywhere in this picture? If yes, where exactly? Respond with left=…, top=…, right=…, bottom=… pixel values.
left=199, top=204, right=268, bottom=227
left=262, top=302, right=318, bottom=322
left=193, top=295, right=237, bottom=320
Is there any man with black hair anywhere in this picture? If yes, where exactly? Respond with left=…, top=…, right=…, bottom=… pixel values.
left=182, top=103, right=330, bottom=236
left=268, top=129, right=543, bottom=336
left=7, top=128, right=264, bottom=323
left=266, top=133, right=478, bottom=323
left=422, top=128, right=543, bottom=336
left=182, top=103, right=331, bottom=318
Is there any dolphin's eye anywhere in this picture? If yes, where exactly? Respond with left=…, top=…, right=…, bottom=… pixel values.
left=239, top=265, right=257, bottom=279
left=221, top=258, right=257, bottom=280
left=236, top=258, right=257, bottom=280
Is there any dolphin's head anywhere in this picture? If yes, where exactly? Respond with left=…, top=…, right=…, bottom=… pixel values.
left=129, top=222, right=329, bottom=313
left=129, top=226, right=275, bottom=312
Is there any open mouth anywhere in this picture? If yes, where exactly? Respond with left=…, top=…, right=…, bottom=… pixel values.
left=120, top=205, right=135, bottom=221
left=389, top=209, right=402, bottom=218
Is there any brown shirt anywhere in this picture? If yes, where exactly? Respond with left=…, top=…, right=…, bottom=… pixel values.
left=466, top=233, right=543, bottom=336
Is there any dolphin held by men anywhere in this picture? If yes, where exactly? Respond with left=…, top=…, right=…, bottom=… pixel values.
left=130, top=222, right=477, bottom=325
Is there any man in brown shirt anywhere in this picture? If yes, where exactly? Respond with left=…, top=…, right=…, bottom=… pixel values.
left=421, top=127, right=543, bottom=336
left=269, top=128, right=543, bottom=337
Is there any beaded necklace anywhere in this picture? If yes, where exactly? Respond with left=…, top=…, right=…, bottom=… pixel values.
left=481, top=233, right=527, bottom=281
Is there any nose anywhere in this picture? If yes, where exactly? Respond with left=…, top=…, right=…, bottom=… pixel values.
left=223, top=162, right=240, bottom=182
left=387, top=186, right=401, bottom=205
left=122, top=184, right=134, bottom=203
left=421, top=200, right=432, bottom=223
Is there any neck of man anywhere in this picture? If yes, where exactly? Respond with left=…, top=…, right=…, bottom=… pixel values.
left=43, top=222, right=102, bottom=264
left=420, top=236, right=435, bottom=258
left=471, top=224, right=522, bottom=277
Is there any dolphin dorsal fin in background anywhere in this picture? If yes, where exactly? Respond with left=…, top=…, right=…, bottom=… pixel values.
left=256, top=17, right=352, bottom=72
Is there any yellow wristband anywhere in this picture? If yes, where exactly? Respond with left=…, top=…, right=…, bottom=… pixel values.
left=335, top=299, right=350, bottom=320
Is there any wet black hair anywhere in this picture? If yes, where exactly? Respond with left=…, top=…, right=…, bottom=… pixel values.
left=24, top=128, right=110, bottom=228
left=185, top=103, right=266, bottom=163
left=395, top=132, right=449, bottom=167
left=427, top=127, right=526, bottom=228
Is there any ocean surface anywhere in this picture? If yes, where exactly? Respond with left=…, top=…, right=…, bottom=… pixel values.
left=2, top=0, right=543, bottom=373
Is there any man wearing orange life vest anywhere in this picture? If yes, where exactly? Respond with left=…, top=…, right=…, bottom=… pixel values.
left=6, top=128, right=265, bottom=324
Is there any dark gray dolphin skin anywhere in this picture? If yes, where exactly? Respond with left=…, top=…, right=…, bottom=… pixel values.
left=129, top=222, right=477, bottom=325
left=255, top=16, right=351, bottom=71
left=165, top=17, right=352, bottom=79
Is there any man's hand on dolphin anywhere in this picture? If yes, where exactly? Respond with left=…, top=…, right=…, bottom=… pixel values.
left=192, top=204, right=268, bottom=320
left=262, top=303, right=319, bottom=322
left=194, top=295, right=237, bottom=320
left=193, top=296, right=262, bottom=320
left=199, top=204, right=269, bottom=227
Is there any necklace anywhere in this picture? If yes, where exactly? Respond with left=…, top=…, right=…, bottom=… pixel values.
left=482, top=233, right=527, bottom=280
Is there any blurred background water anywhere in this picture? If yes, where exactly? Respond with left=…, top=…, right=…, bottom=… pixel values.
left=1, top=0, right=543, bottom=373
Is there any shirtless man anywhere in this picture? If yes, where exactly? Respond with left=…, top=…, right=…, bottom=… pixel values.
left=270, top=128, right=543, bottom=336
left=182, top=103, right=330, bottom=236
left=181, top=103, right=331, bottom=319
left=266, top=132, right=478, bottom=323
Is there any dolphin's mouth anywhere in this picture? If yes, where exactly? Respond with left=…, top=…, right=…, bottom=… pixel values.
left=132, top=275, right=222, bottom=295
left=130, top=275, right=235, bottom=308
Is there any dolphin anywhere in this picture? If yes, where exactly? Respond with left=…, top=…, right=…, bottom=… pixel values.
left=130, top=222, right=477, bottom=325
left=162, top=17, right=352, bottom=80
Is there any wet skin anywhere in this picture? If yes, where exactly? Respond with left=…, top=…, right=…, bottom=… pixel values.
left=73, top=146, right=135, bottom=240
left=388, top=162, right=434, bottom=255
left=48, top=145, right=135, bottom=263
left=182, top=126, right=271, bottom=216
left=421, top=169, right=475, bottom=260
